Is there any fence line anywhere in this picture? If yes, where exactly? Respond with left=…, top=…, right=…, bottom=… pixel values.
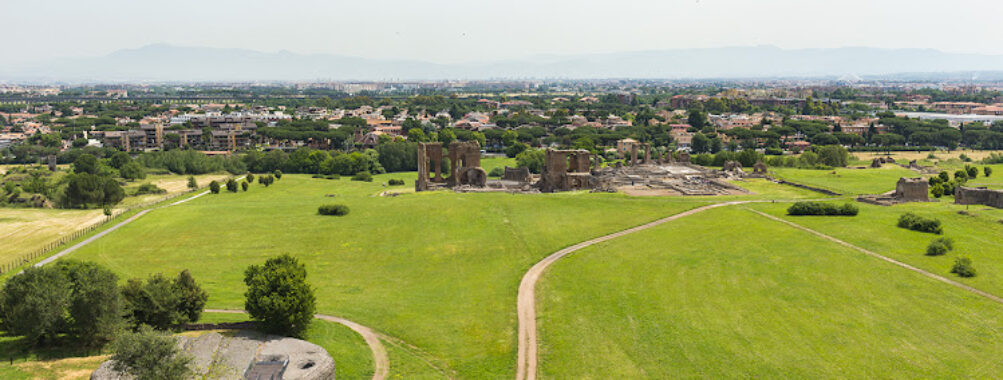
left=1, top=176, right=235, bottom=276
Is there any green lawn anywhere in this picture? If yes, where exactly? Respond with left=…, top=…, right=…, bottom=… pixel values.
left=747, top=199, right=1003, bottom=296
left=538, top=206, right=1003, bottom=378
left=67, top=173, right=714, bottom=378
left=771, top=166, right=919, bottom=195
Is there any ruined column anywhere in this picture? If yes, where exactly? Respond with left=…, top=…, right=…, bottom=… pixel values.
left=630, top=144, right=638, bottom=166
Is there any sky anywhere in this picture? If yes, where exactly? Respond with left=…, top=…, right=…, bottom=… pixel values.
left=3, top=0, right=1003, bottom=65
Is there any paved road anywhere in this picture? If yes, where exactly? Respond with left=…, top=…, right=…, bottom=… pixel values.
left=206, top=309, right=390, bottom=380
left=514, top=201, right=752, bottom=380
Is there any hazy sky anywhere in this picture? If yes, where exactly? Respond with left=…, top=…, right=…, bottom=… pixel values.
left=4, top=0, right=1002, bottom=64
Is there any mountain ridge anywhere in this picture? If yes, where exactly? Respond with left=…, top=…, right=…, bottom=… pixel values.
left=4, top=44, right=1003, bottom=82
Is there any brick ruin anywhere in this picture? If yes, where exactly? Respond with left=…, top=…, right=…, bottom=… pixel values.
left=540, top=149, right=594, bottom=192
left=415, top=144, right=744, bottom=196
left=857, top=177, right=930, bottom=206
left=895, top=177, right=929, bottom=202
left=415, top=141, right=487, bottom=191
left=955, top=186, right=1003, bottom=208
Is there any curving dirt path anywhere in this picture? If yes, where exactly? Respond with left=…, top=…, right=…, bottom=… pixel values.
left=514, top=200, right=752, bottom=380
left=206, top=309, right=390, bottom=380
left=747, top=209, right=1003, bottom=305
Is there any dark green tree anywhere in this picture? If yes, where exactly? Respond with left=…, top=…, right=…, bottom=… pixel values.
left=56, top=260, right=124, bottom=344
left=243, top=255, right=316, bottom=338
left=0, top=266, right=71, bottom=345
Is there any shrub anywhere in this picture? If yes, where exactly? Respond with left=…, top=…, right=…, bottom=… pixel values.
left=318, top=204, right=350, bottom=216
left=926, top=240, right=948, bottom=256
left=241, top=181, right=249, bottom=191
left=897, top=212, right=943, bottom=234
left=388, top=179, right=405, bottom=185
left=226, top=178, right=238, bottom=193
left=259, top=175, right=274, bottom=187
left=186, top=176, right=198, bottom=190
left=960, top=153, right=972, bottom=162
left=243, top=255, right=317, bottom=338
left=110, top=325, right=192, bottom=380
left=352, top=171, right=373, bottom=182
left=985, top=167, right=993, bottom=177
left=787, top=202, right=858, bottom=216
left=208, top=180, right=220, bottom=194
left=134, top=183, right=167, bottom=195
left=273, top=169, right=282, bottom=179
left=954, top=170, right=968, bottom=182
left=965, top=164, right=979, bottom=179
left=951, top=257, right=976, bottom=277
left=930, top=184, right=944, bottom=198
left=246, top=173, right=255, bottom=183
left=488, top=167, right=504, bottom=177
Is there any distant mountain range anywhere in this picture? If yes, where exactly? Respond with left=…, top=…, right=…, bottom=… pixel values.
left=4, top=44, right=1003, bottom=83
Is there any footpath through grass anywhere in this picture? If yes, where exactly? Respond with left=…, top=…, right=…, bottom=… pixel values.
left=538, top=206, right=1003, bottom=378
left=67, top=173, right=717, bottom=378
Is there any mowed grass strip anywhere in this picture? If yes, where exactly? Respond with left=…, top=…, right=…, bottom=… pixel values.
left=537, top=206, right=1003, bottom=379
left=68, top=173, right=708, bottom=378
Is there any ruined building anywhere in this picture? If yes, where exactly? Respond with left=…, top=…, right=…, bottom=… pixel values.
left=895, top=177, right=929, bottom=202
left=539, top=149, right=594, bottom=192
left=955, top=186, right=1003, bottom=208
left=415, top=141, right=487, bottom=192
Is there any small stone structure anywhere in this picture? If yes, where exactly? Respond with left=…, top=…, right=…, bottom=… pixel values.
left=677, top=151, right=691, bottom=164
left=857, top=177, right=930, bottom=206
left=753, top=160, right=767, bottom=174
left=723, top=161, right=743, bottom=172
left=895, top=177, right=929, bottom=202
left=92, top=331, right=334, bottom=380
left=502, top=166, right=530, bottom=182
left=416, top=141, right=487, bottom=191
left=955, top=186, right=1003, bottom=208
left=540, top=149, right=593, bottom=192
left=870, top=158, right=883, bottom=168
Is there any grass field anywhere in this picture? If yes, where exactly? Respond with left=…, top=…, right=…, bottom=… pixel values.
left=14, top=157, right=1003, bottom=378
left=0, top=172, right=232, bottom=263
left=748, top=199, right=1003, bottom=295
left=66, top=172, right=718, bottom=378
left=771, top=166, right=921, bottom=195
left=538, top=206, right=1003, bottom=378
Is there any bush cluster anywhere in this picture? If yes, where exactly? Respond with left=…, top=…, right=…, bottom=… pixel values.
left=925, top=237, right=954, bottom=256
left=388, top=179, right=405, bottom=185
left=897, top=212, right=943, bottom=234
left=786, top=202, right=858, bottom=216
left=318, top=204, right=350, bottom=216
left=258, top=175, right=275, bottom=187
left=134, top=183, right=166, bottom=195
left=488, top=167, right=504, bottom=177
left=352, top=171, right=373, bottom=182
left=243, top=255, right=316, bottom=337
left=951, top=257, right=976, bottom=277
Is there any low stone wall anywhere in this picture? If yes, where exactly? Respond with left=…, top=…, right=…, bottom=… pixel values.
left=956, top=186, right=1003, bottom=208
left=774, top=180, right=842, bottom=196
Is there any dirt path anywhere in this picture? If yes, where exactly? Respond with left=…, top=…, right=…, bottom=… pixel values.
left=514, top=200, right=752, bottom=380
left=206, top=309, right=390, bottom=380
left=747, top=209, right=1003, bottom=305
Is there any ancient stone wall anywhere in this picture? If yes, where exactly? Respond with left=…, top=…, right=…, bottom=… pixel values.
left=956, top=186, right=1003, bottom=208
left=895, top=177, right=929, bottom=202
left=503, top=166, right=530, bottom=182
